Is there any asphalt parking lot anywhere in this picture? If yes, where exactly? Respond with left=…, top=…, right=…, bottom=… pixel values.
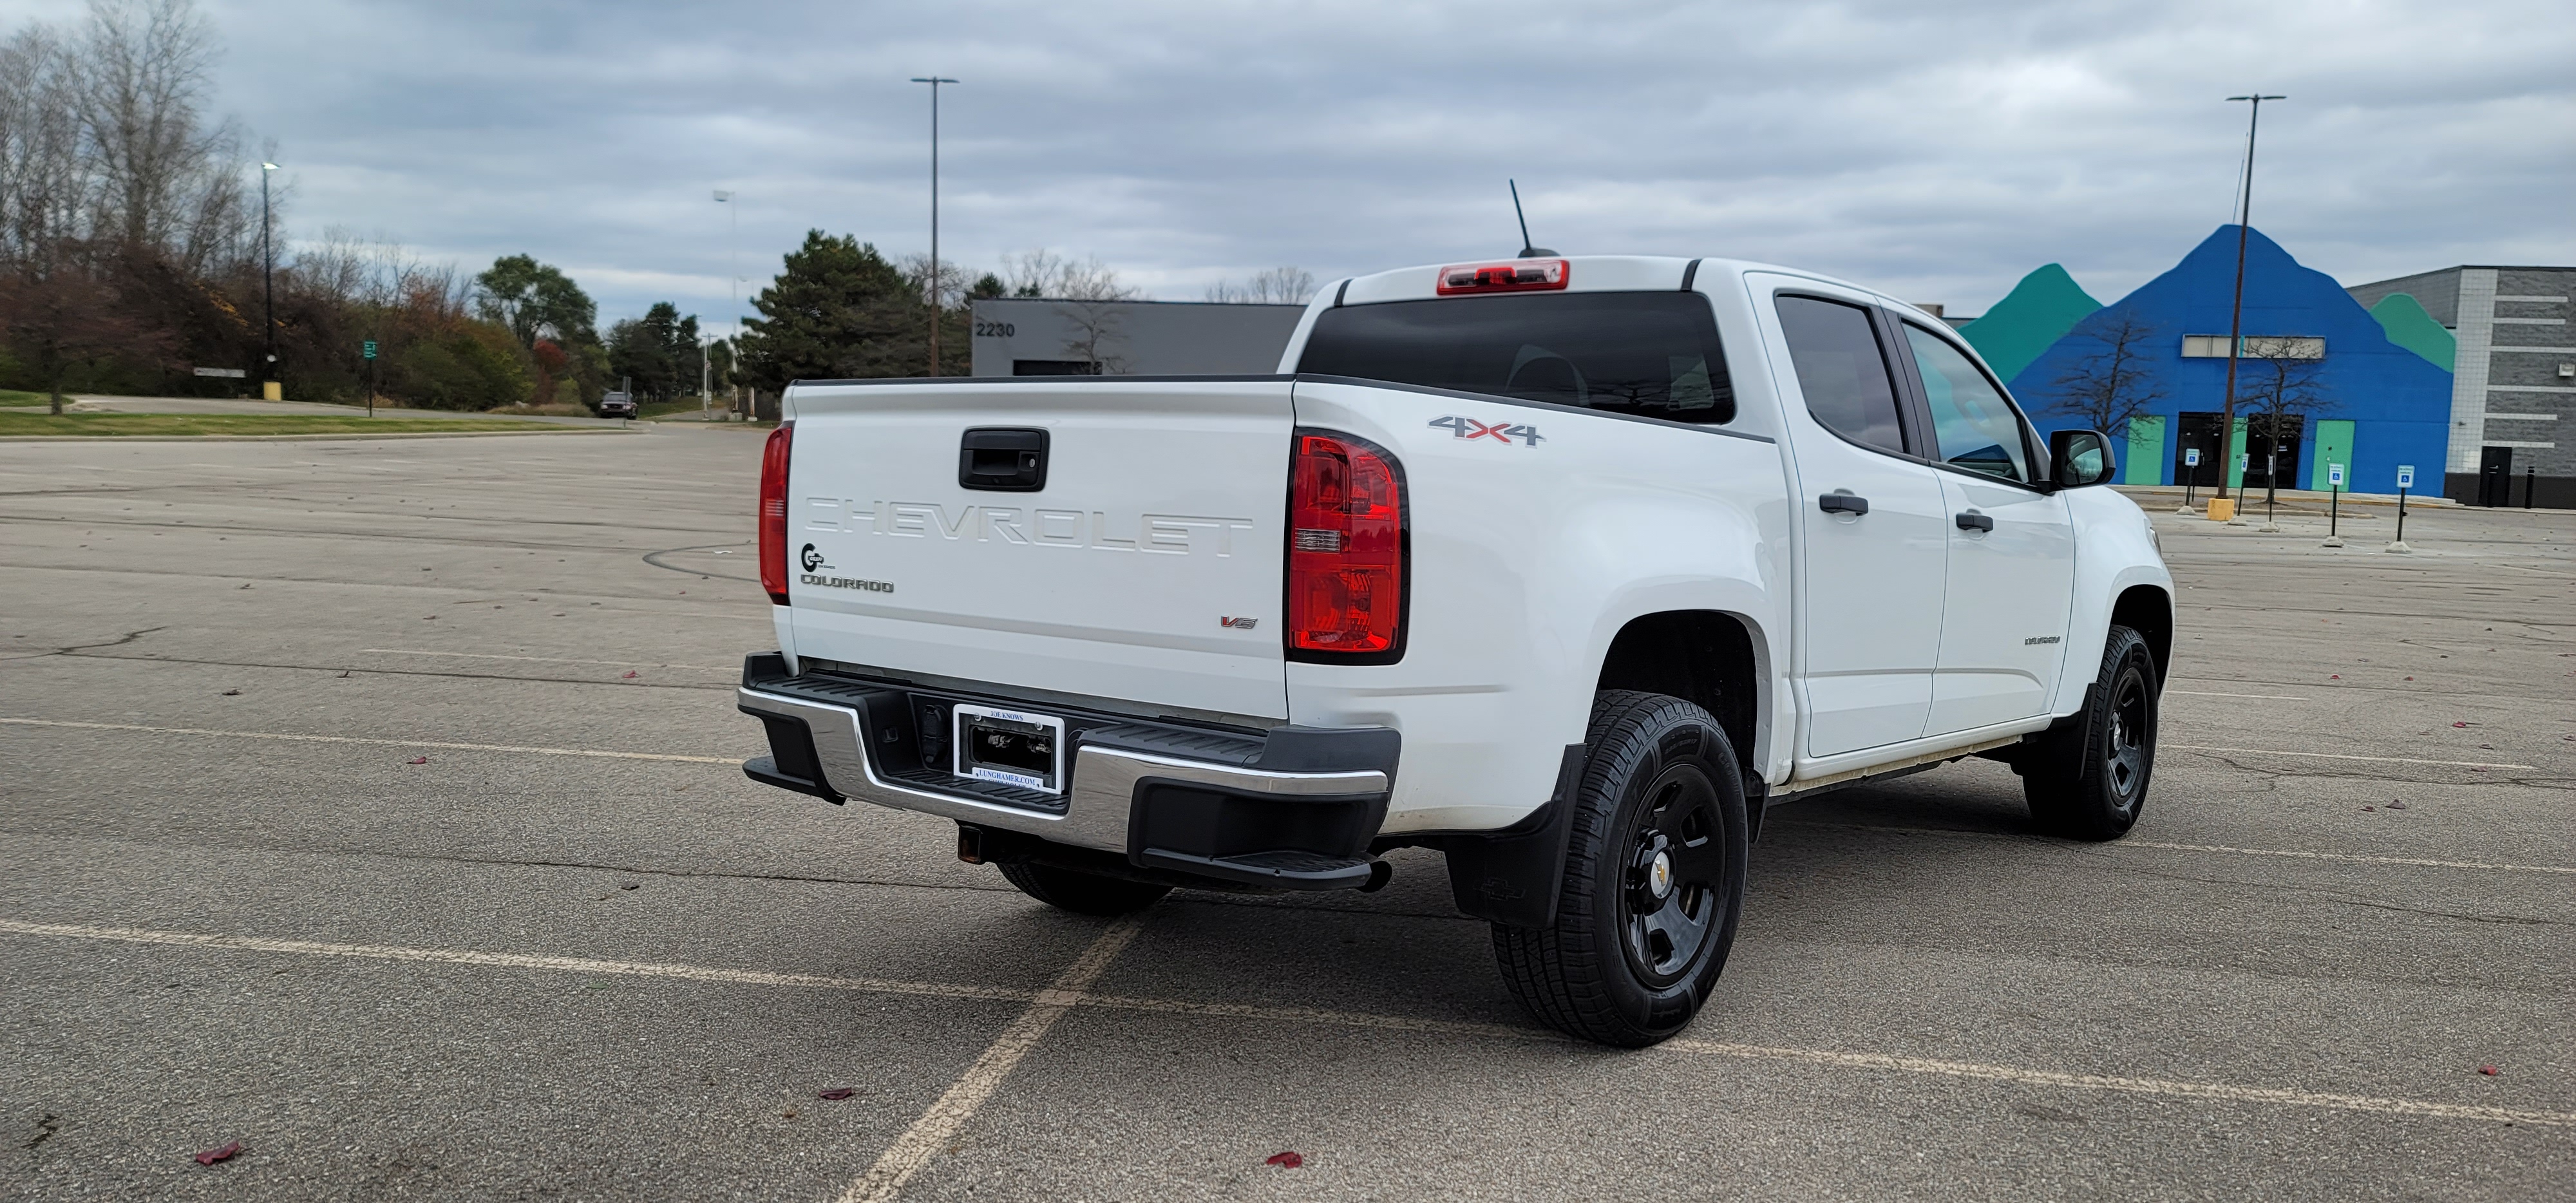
left=3, top=430, right=2570, bottom=1202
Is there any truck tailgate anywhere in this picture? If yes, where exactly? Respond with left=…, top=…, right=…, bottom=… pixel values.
left=782, top=379, right=1293, bottom=721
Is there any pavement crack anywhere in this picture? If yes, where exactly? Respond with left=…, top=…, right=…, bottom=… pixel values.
left=23, top=1112, right=59, bottom=1153
left=53, top=626, right=164, bottom=656
left=2061, top=851, right=2567, bottom=927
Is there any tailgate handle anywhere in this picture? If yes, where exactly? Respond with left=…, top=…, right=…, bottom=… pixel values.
left=958, top=428, right=1049, bottom=492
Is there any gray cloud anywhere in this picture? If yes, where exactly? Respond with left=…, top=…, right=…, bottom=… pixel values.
left=193, top=0, right=2575, bottom=327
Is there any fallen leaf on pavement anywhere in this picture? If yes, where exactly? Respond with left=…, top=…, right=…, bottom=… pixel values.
left=817, top=1087, right=855, bottom=1100
left=194, top=1141, right=241, bottom=1165
left=1266, top=1152, right=1303, bottom=1168
left=406, top=756, right=428, bottom=764
left=2360, top=806, right=2376, bottom=812
left=2452, top=722, right=2470, bottom=728
left=2387, top=801, right=2408, bottom=810
left=220, top=688, right=240, bottom=696
left=2479, top=1065, right=2500, bottom=1076
left=621, top=670, right=639, bottom=679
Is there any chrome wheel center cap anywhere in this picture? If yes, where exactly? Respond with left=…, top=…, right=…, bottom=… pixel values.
left=1648, top=850, right=1674, bottom=899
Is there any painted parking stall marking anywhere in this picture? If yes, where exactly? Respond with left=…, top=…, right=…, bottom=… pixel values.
left=6, top=917, right=2568, bottom=1133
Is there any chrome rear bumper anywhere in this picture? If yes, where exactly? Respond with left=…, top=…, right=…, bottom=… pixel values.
left=736, top=685, right=1389, bottom=855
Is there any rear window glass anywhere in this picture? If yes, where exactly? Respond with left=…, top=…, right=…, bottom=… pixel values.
left=1296, top=292, right=1735, bottom=424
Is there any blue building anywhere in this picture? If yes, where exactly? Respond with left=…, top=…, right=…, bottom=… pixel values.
left=2007, top=226, right=2453, bottom=497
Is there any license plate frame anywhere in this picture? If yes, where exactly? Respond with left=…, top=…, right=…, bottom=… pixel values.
left=951, top=703, right=1066, bottom=795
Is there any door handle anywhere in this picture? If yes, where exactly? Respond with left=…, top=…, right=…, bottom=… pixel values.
left=1955, top=511, right=1994, bottom=532
left=1818, top=492, right=1869, bottom=516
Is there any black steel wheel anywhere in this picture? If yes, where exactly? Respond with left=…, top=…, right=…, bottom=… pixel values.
left=1618, top=766, right=1726, bottom=989
left=1492, top=690, right=1749, bottom=1047
left=2024, top=624, right=2159, bottom=840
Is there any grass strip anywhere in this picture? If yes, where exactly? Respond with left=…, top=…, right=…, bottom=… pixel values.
left=0, top=412, right=585, bottom=437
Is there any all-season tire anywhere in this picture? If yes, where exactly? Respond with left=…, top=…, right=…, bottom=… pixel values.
left=997, top=862, right=1170, bottom=916
left=1491, top=690, right=1750, bottom=1048
left=2023, top=624, right=2159, bottom=840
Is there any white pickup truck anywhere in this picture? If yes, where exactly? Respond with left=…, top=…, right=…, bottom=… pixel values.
left=736, top=254, right=2173, bottom=1047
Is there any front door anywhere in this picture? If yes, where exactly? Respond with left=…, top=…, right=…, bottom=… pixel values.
left=1893, top=322, right=2076, bottom=735
left=2479, top=446, right=2514, bottom=507
left=2175, top=412, right=2225, bottom=488
left=1762, top=285, right=1951, bottom=757
left=2245, top=415, right=2304, bottom=492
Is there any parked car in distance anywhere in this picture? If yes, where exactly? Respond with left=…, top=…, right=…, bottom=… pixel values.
left=597, top=391, right=638, bottom=419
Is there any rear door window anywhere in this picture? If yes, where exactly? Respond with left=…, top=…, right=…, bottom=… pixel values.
left=1774, top=296, right=1908, bottom=455
left=1296, top=292, right=1735, bottom=424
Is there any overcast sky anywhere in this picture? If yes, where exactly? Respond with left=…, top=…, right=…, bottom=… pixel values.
left=34, top=0, right=2573, bottom=330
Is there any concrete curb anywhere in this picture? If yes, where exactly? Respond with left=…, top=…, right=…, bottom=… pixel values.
left=0, top=428, right=633, bottom=443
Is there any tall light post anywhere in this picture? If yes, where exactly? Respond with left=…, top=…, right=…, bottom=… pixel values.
left=2217, top=93, right=2284, bottom=509
left=714, top=189, right=739, bottom=416
left=260, top=161, right=278, bottom=398
left=712, top=190, right=738, bottom=339
left=909, top=75, right=958, bottom=376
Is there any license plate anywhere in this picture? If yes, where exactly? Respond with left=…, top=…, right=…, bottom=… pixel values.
left=951, top=704, right=1065, bottom=794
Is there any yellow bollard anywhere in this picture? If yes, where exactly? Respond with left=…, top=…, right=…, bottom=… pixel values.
left=261, top=380, right=282, bottom=401
left=2206, top=497, right=2235, bottom=522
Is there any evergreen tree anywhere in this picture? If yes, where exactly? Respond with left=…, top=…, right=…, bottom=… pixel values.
left=604, top=300, right=699, bottom=401
left=734, top=231, right=925, bottom=391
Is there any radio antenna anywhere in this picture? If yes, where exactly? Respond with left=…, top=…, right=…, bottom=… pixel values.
left=1509, top=180, right=1556, bottom=257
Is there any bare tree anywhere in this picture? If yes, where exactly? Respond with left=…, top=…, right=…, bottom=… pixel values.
left=2238, top=350, right=2334, bottom=509
left=1001, top=248, right=1139, bottom=301
left=1059, top=299, right=1128, bottom=375
left=74, top=0, right=248, bottom=272
left=0, top=26, right=93, bottom=272
left=2043, top=306, right=2168, bottom=441
left=1205, top=265, right=1315, bottom=305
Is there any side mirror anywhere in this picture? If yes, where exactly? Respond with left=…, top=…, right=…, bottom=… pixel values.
left=2050, top=429, right=2116, bottom=489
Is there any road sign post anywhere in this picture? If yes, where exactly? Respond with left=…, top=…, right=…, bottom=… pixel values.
left=362, top=340, right=377, bottom=417
left=2181, top=447, right=2201, bottom=514
left=2324, top=462, right=2345, bottom=546
left=2390, top=465, right=2415, bottom=553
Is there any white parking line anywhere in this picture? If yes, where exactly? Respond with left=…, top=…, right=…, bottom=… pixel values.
left=2119, top=839, right=2576, bottom=875
left=360, top=648, right=734, bottom=671
left=2167, top=690, right=2307, bottom=700
left=837, top=918, right=1143, bottom=1203
left=1660, top=1039, right=2558, bottom=1128
left=1781, top=822, right=2576, bottom=876
left=0, top=717, right=741, bottom=765
left=6, top=917, right=2568, bottom=1132
left=2166, top=744, right=2535, bottom=770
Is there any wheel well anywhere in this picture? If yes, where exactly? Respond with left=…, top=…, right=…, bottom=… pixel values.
left=1595, top=611, right=1759, bottom=775
left=2110, top=585, right=2173, bottom=683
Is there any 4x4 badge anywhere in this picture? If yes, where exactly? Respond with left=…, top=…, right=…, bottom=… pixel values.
left=1428, top=415, right=1542, bottom=446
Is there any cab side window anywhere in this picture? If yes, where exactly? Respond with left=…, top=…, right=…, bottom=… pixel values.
left=1902, top=325, right=2031, bottom=484
left=1776, top=296, right=1907, bottom=455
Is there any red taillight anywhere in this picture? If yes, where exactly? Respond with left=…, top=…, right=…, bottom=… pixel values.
left=1287, top=430, right=1405, bottom=660
left=758, top=422, right=793, bottom=605
left=1434, top=257, right=1569, bottom=296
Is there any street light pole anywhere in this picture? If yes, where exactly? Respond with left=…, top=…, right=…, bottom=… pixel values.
left=260, top=161, right=278, bottom=398
left=2218, top=93, right=2283, bottom=512
left=714, top=189, right=737, bottom=417
left=910, top=75, right=958, bottom=377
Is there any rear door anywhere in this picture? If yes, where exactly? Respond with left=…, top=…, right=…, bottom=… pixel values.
left=1756, top=280, right=1951, bottom=757
left=1889, top=321, right=2076, bottom=734
left=783, top=379, right=1295, bottom=721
